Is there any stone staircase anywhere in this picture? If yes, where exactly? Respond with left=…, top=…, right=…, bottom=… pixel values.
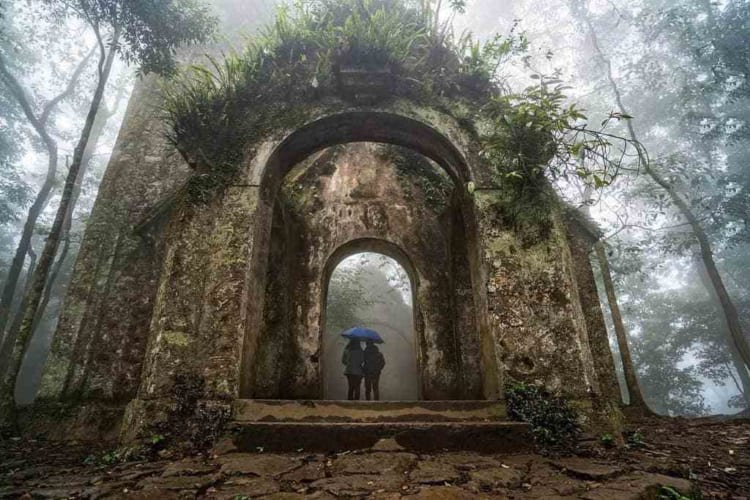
left=228, top=400, right=531, bottom=453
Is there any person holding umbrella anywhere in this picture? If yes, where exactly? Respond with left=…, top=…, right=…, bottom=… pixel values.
left=363, top=339, right=385, bottom=400
left=342, top=337, right=364, bottom=400
left=341, top=327, right=384, bottom=400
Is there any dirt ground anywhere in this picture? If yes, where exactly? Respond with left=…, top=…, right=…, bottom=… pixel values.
left=0, top=415, right=748, bottom=499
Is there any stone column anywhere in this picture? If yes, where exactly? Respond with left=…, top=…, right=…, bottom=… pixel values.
left=473, top=190, right=598, bottom=400
left=468, top=190, right=505, bottom=401
left=121, top=185, right=261, bottom=439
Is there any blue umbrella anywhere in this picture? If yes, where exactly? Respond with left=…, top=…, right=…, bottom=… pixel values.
left=341, top=326, right=384, bottom=344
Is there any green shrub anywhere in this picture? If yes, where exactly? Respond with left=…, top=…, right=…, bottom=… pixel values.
left=657, top=485, right=692, bottom=500
left=625, top=429, right=645, bottom=448
left=163, top=0, right=641, bottom=207
left=505, top=381, right=581, bottom=453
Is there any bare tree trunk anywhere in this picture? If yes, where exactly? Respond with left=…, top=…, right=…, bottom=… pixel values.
left=580, top=182, right=649, bottom=412
left=433, top=0, right=443, bottom=36
left=0, top=238, right=72, bottom=387
left=0, top=249, right=37, bottom=375
left=30, top=237, right=71, bottom=345
left=0, top=90, right=57, bottom=344
left=1, top=249, right=37, bottom=349
left=695, top=257, right=750, bottom=406
left=12, top=82, right=127, bottom=393
left=582, top=12, right=750, bottom=378
left=594, top=241, right=650, bottom=411
left=0, top=49, right=92, bottom=340
left=0, top=33, right=118, bottom=424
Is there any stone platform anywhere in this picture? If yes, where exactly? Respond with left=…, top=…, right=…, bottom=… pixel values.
left=229, top=400, right=530, bottom=453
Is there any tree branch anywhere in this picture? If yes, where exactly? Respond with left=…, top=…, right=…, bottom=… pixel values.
left=40, top=44, right=96, bottom=126
left=0, top=54, right=53, bottom=149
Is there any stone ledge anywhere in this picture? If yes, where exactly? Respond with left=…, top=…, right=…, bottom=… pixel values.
left=230, top=421, right=531, bottom=453
left=17, top=400, right=127, bottom=442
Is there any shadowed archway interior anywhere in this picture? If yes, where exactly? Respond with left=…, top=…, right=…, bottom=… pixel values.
left=247, top=142, right=484, bottom=400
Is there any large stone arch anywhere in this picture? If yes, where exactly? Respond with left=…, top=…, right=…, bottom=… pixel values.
left=238, top=111, right=498, bottom=400
left=251, top=111, right=475, bottom=196
left=321, top=238, right=420, bottom=295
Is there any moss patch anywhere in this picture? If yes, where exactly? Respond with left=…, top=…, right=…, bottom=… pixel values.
left=377, top=144, right=453, bottom=212
left=505, top=380, right=581, bottom=455
left=162, top=331, right=191, bottom=348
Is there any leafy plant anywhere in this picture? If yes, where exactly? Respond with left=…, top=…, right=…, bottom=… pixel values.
left=162, top=0, right=525, bottom=182
left=149, top=434, right=166, bottom=446
left=626, top=430, right=645, bottom=448
left=600, top=432, right=615, bottom=448
left=83, top=446, right=141, bottom=466
left=481, top=73, right=644, bottom=191
left=505, top=381, right=581, bottom=454
left=656, top=485, right=691, bottom=500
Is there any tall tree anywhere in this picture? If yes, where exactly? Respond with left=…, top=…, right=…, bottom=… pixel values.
left=0, top=0, right=216, bottom=426
left=570, top=0, right=750, bottom=395
left=0, top=44, right=94, bottom=354
left=1, top=73, right=132, bottom=392
left=581, top=179, right=650, bottom=412
left=593, top=239, right=651, bottom=411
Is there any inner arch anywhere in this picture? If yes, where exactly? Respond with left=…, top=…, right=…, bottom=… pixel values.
left=257, top=111, right=473, bottom=202
left=245, top=143, right=485, bottom=400
left=322, top=251, right=419, bottom=401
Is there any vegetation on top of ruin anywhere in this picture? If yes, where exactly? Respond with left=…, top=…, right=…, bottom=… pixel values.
left=162, top=0, right=641, bottom=202
left=162, top=0, right=522, bottom=175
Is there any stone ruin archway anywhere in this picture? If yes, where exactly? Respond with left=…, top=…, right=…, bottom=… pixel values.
left=20, top=0, right=628, bottom=441
left=36, top=95, right=623, bottom=441
left=320, top=241, right=420, bottom=401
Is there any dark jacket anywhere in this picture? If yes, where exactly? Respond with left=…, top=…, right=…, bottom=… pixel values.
left=363, top=344, right=385, bottom=376
left=342, top=345, right=364, bottom=376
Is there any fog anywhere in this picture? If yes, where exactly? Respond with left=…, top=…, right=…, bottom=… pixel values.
left=323, top=253, right=419, bottom=401
left=1, top=0, right=748, bottom=415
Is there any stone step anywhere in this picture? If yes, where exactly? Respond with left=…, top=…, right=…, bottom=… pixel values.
left=232, top=399, right=508, bottom=423
left=229, top=421, right=531, bottom=453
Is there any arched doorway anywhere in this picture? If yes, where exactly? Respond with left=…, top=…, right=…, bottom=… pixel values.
left=246, top=141, right=485, bottom=400
left=239, top=111, right=498, bottom=400
left=322, top=251, right=419, bottom=401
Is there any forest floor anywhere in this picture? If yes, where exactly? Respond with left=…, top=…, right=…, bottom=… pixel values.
left=0, top=415, right=748, bottom=499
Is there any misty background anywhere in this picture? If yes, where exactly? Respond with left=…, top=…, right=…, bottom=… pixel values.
left=1, top=0, right=748, bottom=415
left=323, top=253, right=418, bottom=401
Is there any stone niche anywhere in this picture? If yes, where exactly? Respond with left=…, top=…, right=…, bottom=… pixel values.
left=251, top=142, right=482, bottom=400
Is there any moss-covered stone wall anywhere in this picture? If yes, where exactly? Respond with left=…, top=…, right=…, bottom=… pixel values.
left=36, top=78, right=622, bottom=440
left=38, top=77, right=191, bottom=406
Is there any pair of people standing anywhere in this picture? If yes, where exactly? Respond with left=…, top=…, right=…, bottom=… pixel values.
left=342, top=339, right=385, bottom=400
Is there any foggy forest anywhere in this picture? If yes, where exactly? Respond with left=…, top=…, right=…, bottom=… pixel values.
left=2, top=0, right=748, bottom=416
left=0, top=0, right=749, bottom=497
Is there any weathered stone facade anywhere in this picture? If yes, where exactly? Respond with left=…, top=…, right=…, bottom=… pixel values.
left=27, top=6, right=623, bottom=442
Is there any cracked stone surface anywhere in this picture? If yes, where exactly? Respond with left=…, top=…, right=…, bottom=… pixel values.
left=409, top=461, right=463, bottom=485
left=550, top=457, right=626, bottom=480
left=330, top=452, right=417, bottom=476
left=2, top=416, right=748, bottom=498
